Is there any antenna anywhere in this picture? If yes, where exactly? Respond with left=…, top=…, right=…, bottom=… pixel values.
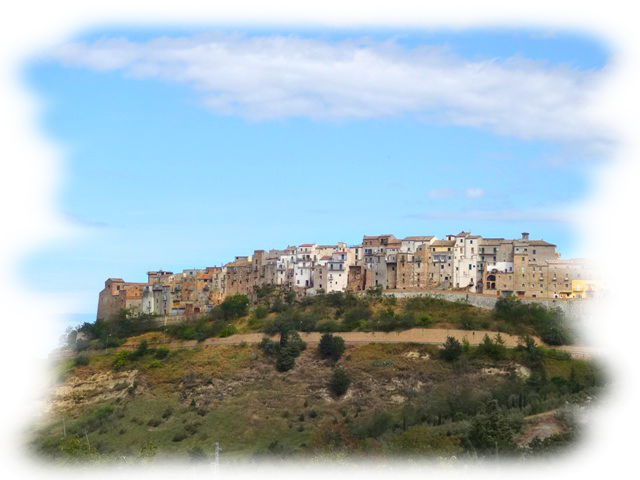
left=211, top=442, right=220, bottom=480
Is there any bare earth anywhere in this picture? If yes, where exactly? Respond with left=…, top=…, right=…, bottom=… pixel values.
left=52, top=328, right=599, bottom=359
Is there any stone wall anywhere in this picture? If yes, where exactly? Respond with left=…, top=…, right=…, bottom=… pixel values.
left=386, top=289, right=595, bottom=320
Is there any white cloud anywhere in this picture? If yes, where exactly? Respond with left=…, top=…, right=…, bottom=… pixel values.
left=465, top=187, right=485, bottom=198
left=0, top=210, right=105, bottom=227
left=46, top=34, right=608, bottom=143
left=427, top=187, right=453, bottom=199
left=411, top=208, right=576, bottom=223
left=308, top=0, right=640, bottom=29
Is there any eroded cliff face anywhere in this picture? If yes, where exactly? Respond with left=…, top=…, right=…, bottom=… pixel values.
left=46, top=370, right=140, bottom=414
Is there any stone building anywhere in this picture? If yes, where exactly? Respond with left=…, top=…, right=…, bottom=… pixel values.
left=97, top=278, right=147, bottom=320
left=427, top=240, right=455, bottom=288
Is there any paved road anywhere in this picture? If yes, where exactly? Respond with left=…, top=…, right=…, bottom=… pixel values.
left=51, top=328, right=600, bottom=359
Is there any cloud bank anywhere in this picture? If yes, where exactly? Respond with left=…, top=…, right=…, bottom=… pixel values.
left=0, top=210, right=106, bottom=227
left=308, top=0, right=640, bottom=29
left=48, top=33, right=606, bottom=142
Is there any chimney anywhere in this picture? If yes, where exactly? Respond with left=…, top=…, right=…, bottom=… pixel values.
left=521, top=232, right=530, bottom=240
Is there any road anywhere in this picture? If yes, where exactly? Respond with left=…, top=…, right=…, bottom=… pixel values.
left=51, top=327, right=600, bottom=359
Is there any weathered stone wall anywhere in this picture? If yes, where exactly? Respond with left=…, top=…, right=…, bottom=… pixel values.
left=386, top=289, right=595, bottom=320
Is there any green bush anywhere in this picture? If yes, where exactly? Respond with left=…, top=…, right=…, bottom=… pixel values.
left=329, top=367, right=351, bottom=397
left=253, top=305, right=269, bottom=319
left=440, top=337, right=463, bottom=362
left=112, top=351, right=130, bottom=370
left=258, top=337, right=279, bottom=357
left=153, top=348, right=169, bottom=359
left=276, top=352, right=295, bottom=372
left=74, top=354, right=89, bottom=366
left=318, top=333, right=345, bottom=362
left=343, top=304, right=372, bottom=330
left=475, top=334, right=508, bottom=360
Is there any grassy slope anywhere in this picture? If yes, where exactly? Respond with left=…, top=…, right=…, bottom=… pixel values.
left=31, top=339, right=599, bottom=462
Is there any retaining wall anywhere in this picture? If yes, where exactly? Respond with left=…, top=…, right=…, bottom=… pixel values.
left=386, top=289, right=595, bottom=320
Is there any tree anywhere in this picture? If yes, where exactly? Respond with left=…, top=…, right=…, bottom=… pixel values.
left=219, top=294, right=249, bottom=320
left=318, top=333, right=345, bottom=362
left=53, top=439, right=182, bottom=480
left=440, top=336, right=463, bottom=362
left=468, top=399, right=521, bottom=455
left=329, top=367, right=351, bottom=397
left=189, top=445, right=209, bottom=465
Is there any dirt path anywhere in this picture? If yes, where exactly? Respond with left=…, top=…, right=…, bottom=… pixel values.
left=52, top=328, right=600, bottom=359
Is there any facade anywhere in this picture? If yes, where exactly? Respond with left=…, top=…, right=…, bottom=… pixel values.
left=447, top=232, right=482, bottom=292
left=97, top=278, right=147, bottom=320
left=428, top=240, right=455, bottom=289
left=97, top=231, right=597, bottom=319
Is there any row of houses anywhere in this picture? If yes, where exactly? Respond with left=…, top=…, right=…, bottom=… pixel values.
left=97, top=231, right=600, bottom=320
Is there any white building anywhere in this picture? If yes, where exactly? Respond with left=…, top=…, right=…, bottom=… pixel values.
left=447, top=232, right=482, bottom=292
left=294, top=244, right=317, bottom=289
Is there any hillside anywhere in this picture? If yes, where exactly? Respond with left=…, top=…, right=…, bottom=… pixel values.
left=30, top=332, right=601, bottom=463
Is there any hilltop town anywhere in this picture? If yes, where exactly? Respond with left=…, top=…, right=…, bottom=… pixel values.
left=98, top=231, right=599, bottom=320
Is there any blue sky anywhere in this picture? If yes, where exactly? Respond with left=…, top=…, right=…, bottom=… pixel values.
left=22, top=28, right=610, bottom=317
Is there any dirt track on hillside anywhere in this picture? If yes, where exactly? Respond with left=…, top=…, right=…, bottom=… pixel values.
left=51, top=328, right=600, bottom=359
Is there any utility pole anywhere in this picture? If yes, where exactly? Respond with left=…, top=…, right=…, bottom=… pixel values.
left=213, top=442, right=221, bottom=475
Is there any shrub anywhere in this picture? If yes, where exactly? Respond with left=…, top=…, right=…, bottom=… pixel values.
left=329, top=367, right=351, bottom=397
left=276, top=352, right=295, bottom=372
left=147, top=418, right=161, bottom=427
left=130, top=340, right=149, bottom=360
left=219, top=324, right=237, bottom=338
left=172, top=432, right=187, bottom=442
left=440, top=337, right=463, bottom=362
left=74, top=354, right=89, bottom=367
left=254, top=305, right=269, bottom=319
left=476, top=334, right=508, bottom=360
left=318, top=333, right=345, bottom=362
left=218, top=294, right=250, bottom=320
left=343, top=304, right=372, bottom=331
left=161, top=407, right=173, bottom=419
left=259, top=337, right=280, bottom=357
left=188, top=446, right=207, bottom=461
left=112, top=351, right=130, bottom=370
left=146, top=359, right=162, bottom=369
left=153, top=348, right=169, bottom=359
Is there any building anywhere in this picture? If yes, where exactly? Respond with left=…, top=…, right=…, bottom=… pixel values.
left=447, top=232, right=482, bottom=291
left=428, top=240, right=455, bottom=289
left=97, top=278, right=147, bottom=320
